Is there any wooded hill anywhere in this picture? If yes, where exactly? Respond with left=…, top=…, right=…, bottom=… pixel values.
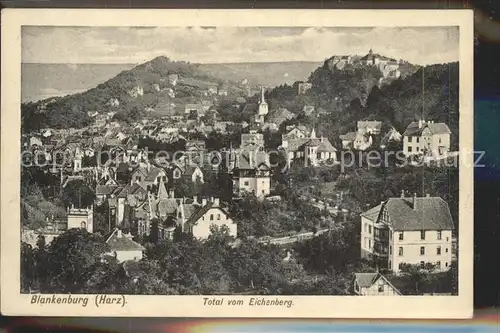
left=21, top=56, right=241, bottom=132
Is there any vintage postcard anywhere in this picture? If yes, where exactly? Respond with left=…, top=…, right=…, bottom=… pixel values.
left=1, top=9, right=474, bottom=317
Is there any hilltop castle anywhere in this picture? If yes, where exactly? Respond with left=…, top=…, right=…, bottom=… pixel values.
left=327, top=49, right=402, bottom=79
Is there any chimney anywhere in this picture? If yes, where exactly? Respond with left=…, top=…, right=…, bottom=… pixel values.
left=418, top=120, right=423, bottom=129
left=213, top=198, right=220, bottom=206
left=169, top=189, right=174, bottom=198
left=202, top=198, right=207, bottom=206
left=426, top=193, right=430, bottom=197
left=400, top=190, right=405, bottom=198
left=413, top=193, right=417, bottom=210
left=193, top=196, right=199, bottom=204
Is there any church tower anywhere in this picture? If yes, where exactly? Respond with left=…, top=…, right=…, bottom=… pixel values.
left=304, top=127, right=319, bottom=167
left=256, top=86, right=268, bottom=123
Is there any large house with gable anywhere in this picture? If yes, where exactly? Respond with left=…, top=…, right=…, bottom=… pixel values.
left=281, top=126, right=337, bottom=167
left=360, top=192, right=455, bottom=274
left=402, top=120, right=451, bottom=157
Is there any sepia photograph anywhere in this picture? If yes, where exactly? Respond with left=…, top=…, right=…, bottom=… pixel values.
left=1, top=9, right=473, bottom=318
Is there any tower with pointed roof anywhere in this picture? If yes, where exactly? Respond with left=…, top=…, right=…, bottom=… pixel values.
left=157, top=177, right=169, bottom=199
left=304, top=127, right=320, bottom=166
left=256, top=86, right=268, bottom=123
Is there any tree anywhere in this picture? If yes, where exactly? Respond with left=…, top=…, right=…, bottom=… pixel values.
left=173, top=178, right=197, bottom=198
left=43, top=228, right=110, bottom=293
left=293, top=222, right=360, bottom=275
left=94, top=200, right=111, bottom=234
left=21, top=242, right=36, bottom=292
left=82, top=261, right=130, bottom=294
left=227, top=239, right=289, bottom=292
left=398, top=263, right=436, bottom=295
left=61, top=179, right=95, bottom=208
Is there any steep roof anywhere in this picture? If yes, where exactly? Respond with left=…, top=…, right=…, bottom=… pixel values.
left=354, top=272, right=379, bottom=288
left=105, top=229, right=145, bottom=252
left=96, top=185, right=119, bottom=196
left=157, top=199, right=178, bottom=217
left=145, top=166, right=166, bottom=182
left=117, top=183, right=146, bottom=198
left=360, top=204, right=382, bottom=221
left=157, top=178, right=169, bottom=199
left=340, top=131, right=357, bottom=141
left=381, top=127, right=402, bottom=146
left=403, top=122, right=451, bottom=137
left=354, top=272, right=402, bottom=294
left=366, top=196, right=455, bottom=231
left=318, top=139, right=337, bottom=152
left=234, top=151, right=269, bottom=170
left=185, top=201, right=231, bottom=226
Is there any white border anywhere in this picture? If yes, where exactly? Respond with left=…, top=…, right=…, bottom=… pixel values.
left=1, top=9, right=474, bottom=318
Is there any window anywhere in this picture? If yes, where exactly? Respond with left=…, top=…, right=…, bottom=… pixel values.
left=445, top=262, right=448, bottom=267
left=399, top=232, right=404, bottom=241
left=368, top=225, right=372, bottom=234
left=137, top=176, right=142, bottom=182
left=398, top=263, right=404, bottom=270
left=420, top=261, right=425, bottom=269
left=398, top=247, right=403, bottom=256
left=437, top=246, right=441, bottom=255
left=420, top=230, right=426, bottom=240
left=389, top=246, right=392, bottom=255
left=210, top=214, right=214, bottom=221
left=80, top=221, right=87, bottom=229
left=368, top=239, right=371, bottom=248
left=244, top=181, right=249, bottom=186
left=446, top=248, right=449, bottom=253
left=416, top=137, right=420, bottom=143
left=408, top=146, right=412, bottom=152
left=217, top=214, right=221, bottom=220
left=408, top=137, right=412, bottom=143
left=436, top=261, right=441, bottom=269
left=378, top=285, right=384, bottom=293
left=437, top=230, right=442, bottom=240
left=420, top=246, right=425, bottom=255
left=439, top=138, right=442, bottom=143
left=416, top=147, right=419, bottom=152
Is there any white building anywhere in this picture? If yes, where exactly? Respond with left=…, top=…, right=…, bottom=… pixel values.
left=281, top=127, right=337, bottom=166
left=402, top=120, right=451, bottom=157
left=183, top=197, right=237, bottom=239
left=105, top=228, right=145, bottom=262
left=360, top=192, right=455, bottom=274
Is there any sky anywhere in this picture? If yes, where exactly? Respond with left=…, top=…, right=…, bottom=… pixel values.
left=22, top=26, right=459, bottom=66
